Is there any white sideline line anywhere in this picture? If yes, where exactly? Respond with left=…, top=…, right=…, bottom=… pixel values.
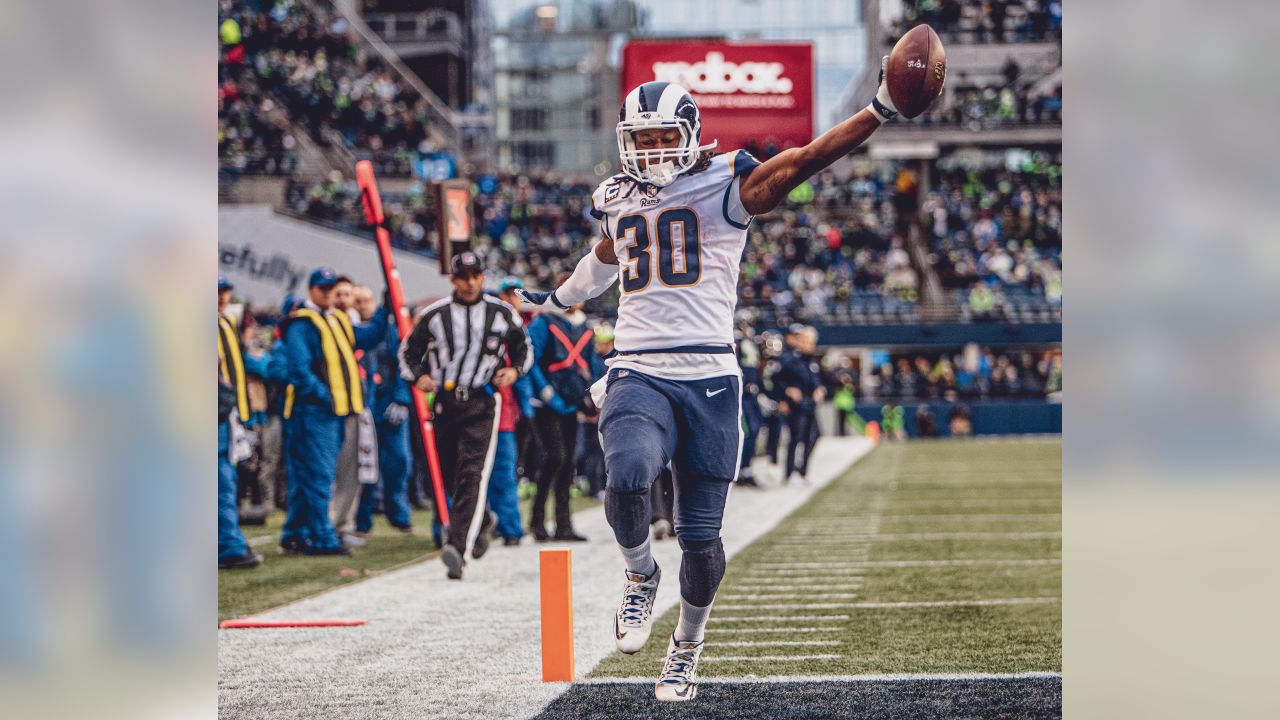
left=712, top=615, right=849, bottom=623
left=582, top=671, right=1063, bottom=684
left=702, top=654, right=843, bottom=662
left=718, top=597, right=1060, bottom=610
left=715, top=640, right=842, bottom=648
left=709, top=627, right=829, bottom=634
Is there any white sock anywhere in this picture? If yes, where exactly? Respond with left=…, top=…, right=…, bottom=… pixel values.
left=618, top=538, right=657, bottom=577
left=674, top=597, right=713, bottom=643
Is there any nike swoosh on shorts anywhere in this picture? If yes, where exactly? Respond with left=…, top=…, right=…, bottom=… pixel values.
left=705, top=388, right=726, bottom=397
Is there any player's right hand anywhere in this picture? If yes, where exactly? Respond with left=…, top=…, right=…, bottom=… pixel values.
left=415, top=375, right=438, bottom=392
left=515, top=288, right=551, bottom=306
left=871, top=55, right=899, bottom=121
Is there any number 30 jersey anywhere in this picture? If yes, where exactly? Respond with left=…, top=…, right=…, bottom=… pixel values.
left=590, top=150, right=760, bottom=374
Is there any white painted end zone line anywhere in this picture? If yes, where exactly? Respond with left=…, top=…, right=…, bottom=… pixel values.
left=715, top=640, right=842, bottom=647
left=772, top=531, right=1062, bottom=542
left=703, top=654, right=843, bottom=663
left=732, top=583, right=865, bottom=591
left=712, top=614, right=849, bottom=623
left=749, top=559, right=1059, bottom=568
left=581, top=671, right=1063, bottom=684
left=793, top=513, right=1062, bottom=523
left=718, top=597, right=1060, bottom=611
left=709, top=627, right=830, bottom=634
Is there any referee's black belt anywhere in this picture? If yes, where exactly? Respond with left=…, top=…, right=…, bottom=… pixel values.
left=608, top=344, right=734, bottom=358
left=438, top=384, right=490, bottom=402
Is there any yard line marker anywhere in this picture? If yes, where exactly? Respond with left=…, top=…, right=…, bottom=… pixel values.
left=702, top=654, right=842, bottom=662
left=582, top=671, right=1063, bottom=684
left=714, top=640, right=841, bottom=647
left=711, top=614, right=849, bottom=623
left=845, top=597, right=1060, bottom=609
left=851, top=559, right=1061, bottom=568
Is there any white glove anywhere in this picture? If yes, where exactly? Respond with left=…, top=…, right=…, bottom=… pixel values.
left=868, top=56, right=899, bottom=123
left=384, top=403, right=410, bottom=426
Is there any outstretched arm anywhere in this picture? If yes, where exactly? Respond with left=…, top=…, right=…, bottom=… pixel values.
left=738, top=60, right=899, bottom=217
left=738, top=109, right=884, bottom=217
left=518, top=237, right=618, bottom=309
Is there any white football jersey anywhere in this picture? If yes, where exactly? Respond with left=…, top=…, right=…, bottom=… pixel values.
left=590, top=150, right=760, bottom=379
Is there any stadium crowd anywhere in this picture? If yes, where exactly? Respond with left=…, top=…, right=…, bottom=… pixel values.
left=885, top=0, right=1064, bottom=44
left=921, top=152, right=1062, bottom=317
left=219, top=0, right=435, bottom=179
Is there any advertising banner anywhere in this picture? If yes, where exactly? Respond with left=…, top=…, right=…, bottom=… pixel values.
left=621, top=41, right=814, bottom=155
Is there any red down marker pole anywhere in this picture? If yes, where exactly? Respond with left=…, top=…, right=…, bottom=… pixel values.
left=356, top=160, right=450, bottom=526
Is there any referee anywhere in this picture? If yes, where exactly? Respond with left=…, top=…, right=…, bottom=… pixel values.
left=399, top=251, right=533, bottom=579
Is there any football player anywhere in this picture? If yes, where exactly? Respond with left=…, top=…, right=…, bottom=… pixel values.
left=519, top=74, right=899, bottom=701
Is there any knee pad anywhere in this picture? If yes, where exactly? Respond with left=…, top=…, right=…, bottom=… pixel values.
left=604, top=489, right=651, bottom=549
left=604, top=449, right=662, bottom=495
left=677, top=536, right=725, bottom=607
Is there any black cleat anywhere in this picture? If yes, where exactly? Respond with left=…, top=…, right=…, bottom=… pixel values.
left=529, top=525, right=550, bottom=543
left=502, top=536, right=521, bottom=546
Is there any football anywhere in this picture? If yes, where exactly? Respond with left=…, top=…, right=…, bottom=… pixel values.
left=886, top=24, right=947, bottom=119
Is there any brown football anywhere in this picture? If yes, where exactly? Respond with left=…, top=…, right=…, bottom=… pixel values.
left=886, top=25, right=947, bottom=119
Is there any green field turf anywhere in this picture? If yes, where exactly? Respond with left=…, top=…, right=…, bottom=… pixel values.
left=590, top=438, right=1062, bottom=678
left=218, top=494, right=601, bottom=623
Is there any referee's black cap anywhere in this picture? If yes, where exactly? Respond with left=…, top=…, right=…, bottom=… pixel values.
left=450, top=251, right=484, bottom=277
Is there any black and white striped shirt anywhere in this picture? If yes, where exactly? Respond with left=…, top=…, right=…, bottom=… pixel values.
left=399, top=294, right=533, bottom=390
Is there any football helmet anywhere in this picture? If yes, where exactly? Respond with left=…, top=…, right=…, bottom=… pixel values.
left=616, top=82, right=717, bottom=187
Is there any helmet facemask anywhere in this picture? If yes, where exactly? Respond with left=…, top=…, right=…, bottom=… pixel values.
left=616, top=115, right=703, bottom=187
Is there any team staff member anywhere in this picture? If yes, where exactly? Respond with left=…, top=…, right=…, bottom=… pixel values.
left=354, top=285, right=414, bottom=535
left=280, top=267, right=388, bottom=556
left=773, top=325, right=824, bottom=483
left=399, top=252, right=532, bottom=579
left=217, top=274, right=262, bottom=569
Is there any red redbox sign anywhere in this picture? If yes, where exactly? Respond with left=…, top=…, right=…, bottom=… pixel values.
left=620, top=41, right=814, bottom=156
